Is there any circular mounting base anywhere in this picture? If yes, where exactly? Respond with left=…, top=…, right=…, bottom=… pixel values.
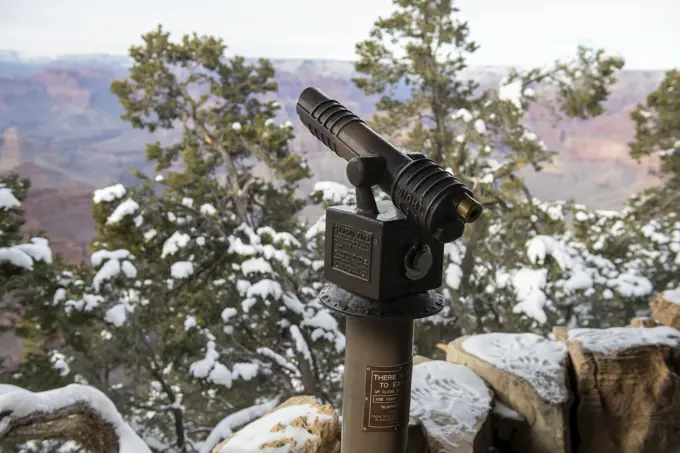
left=319, top=284, right=445, bottom=319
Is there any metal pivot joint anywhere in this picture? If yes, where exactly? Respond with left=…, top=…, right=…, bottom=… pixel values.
left=297, top=87, right=481, bottom=453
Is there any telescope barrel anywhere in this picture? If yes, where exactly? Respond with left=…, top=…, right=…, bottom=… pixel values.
left=296, top=87, right=411, bottom=184
left=296, top=87, right=482, bottom=243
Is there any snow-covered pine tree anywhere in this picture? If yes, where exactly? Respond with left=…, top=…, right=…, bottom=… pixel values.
left=0, top=174, right=54, bottom=295
left=0, top=173, right=59, bottom=371
left=563, top=68, right=680, bottom=325
left=351, top=0, right=632, bottom=349
left=0, top=174, right=73, bottom=453
left=629, top=69, right=680, bottom=217
left=8, top=26, right=345, bottom=453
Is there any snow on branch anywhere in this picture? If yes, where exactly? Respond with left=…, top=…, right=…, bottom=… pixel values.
left=0, top=384, right=150, bottom=453
left=289, top=325, right=313, bottom=373
left=0, top=237, right=53, bottom=270
left=0, top=184, right=53, bottom=270
left=0, top=187, right=21, bottom=210
left=256, top=347, right=301, bottom=376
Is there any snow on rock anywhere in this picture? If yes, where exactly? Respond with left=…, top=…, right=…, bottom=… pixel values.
left=313, top=181, right=350, bottom=204
left=93, top=184, right=127, bottom=204
left=462, top=333, right=570, bottom=404
left=106, top=198, right=140, bottom=225
left=568, top=326, right=680, bottom=355
left=410, top=361, right=493, bottom=451
left=199, top=399, right=280, bottom=453
left=0, top=384, right=150, bottom=453
left=0, top=187, right=21, bottom=210
left=0, top=384, right=27, bottom=396
left=214, top=400, right=337, bottom=453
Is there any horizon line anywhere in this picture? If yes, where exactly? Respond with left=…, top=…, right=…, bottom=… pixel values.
left=0, top=49, right=675, bottom=72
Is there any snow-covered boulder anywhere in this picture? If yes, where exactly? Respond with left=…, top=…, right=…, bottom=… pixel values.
left=410, top=360, right=493, bottom=453
left=446, top=333, right=572, bottom=453
left=0, top=384, right=150, bottom=453
left=212, top=395, right=339, bottom=453
left=649, top=289, right=680, bottom=330
left=566, top=326, right=680, bottom=453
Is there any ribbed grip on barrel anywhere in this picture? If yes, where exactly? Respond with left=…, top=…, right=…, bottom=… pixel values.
left=392, top=158, right=473, bottom=242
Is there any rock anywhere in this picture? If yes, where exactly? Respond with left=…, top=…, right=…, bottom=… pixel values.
left=406, top=417, right=430, bottom=453
left=212, top=395, right=339, bottom=453
left=567, top=326, right=680, bottom=453
left=413, top=355, right=432, bottom=365
left=630, top=317, right=658, bottom=328
left=552, top=326, right=569, bottom=342
left=410, top=360, right=493, bottom=453
left=490, top=401, right=527, bottom=447
left=650, top=290, right=680, bottom=329
left=447, top=334, right=572, bottom=453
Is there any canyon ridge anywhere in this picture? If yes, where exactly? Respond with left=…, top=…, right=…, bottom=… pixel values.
left=0, top=53, right=668, bottom=263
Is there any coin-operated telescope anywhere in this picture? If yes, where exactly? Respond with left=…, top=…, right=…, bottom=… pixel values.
left=297, top=87, right=482, bottom=453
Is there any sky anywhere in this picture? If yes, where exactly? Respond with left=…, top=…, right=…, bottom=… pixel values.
left=1, top=0, right=678, bottom=70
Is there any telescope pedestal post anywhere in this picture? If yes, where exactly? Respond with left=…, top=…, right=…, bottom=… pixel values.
left=319, top=286, right=444, bottom=453
left=319, top=155, right=445, bottom=453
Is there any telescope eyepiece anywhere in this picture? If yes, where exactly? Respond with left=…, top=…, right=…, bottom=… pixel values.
left=457, top=196, right=483, bottom=223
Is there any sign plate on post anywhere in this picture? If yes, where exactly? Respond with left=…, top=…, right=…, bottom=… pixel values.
left=362, top=360, right=412, bottom=432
